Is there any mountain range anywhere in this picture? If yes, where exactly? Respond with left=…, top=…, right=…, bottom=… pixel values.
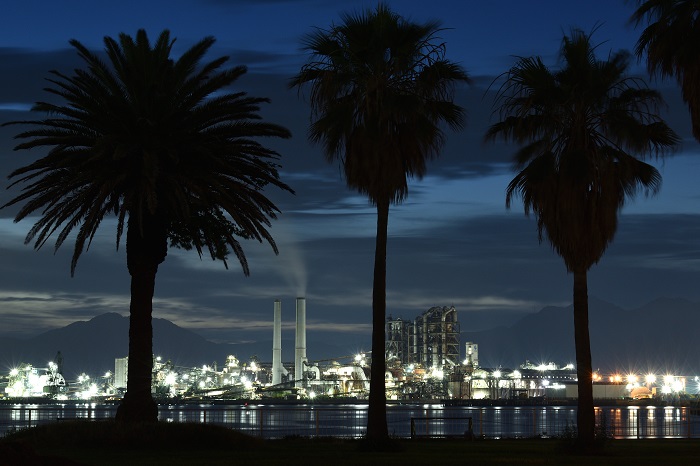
left=465, top=297, right=699, bottom=374
left=0, top=297, right=697, bottom=378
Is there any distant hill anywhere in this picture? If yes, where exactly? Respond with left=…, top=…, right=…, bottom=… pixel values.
left=0, top=313, right=344, bottom=378
left=1, top=297, right=697, bottom=378
left=464, top=297, right=699, bottom=373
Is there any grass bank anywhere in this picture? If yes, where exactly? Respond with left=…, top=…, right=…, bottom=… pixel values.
left=1, top=421, right=698, bottom=465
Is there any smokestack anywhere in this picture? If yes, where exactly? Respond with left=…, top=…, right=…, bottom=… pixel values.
left=295, top=297, right=307, bottom=387
left=272, top=299, right=282, bottom=385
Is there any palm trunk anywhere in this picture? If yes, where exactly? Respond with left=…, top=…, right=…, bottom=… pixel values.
left=573, top=269, right=595, bottom=449
left=365, top=197, right=389, bottom=445
left=116, top=213, right=167, bottom=423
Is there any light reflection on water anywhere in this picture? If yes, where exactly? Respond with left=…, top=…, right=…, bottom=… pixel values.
left=1, top=403, right=698, bottom=439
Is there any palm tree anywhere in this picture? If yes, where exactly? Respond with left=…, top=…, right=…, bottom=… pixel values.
left=1, top=30, right=292, bottom=423
left=486, top=30, right=678, bottom=450
left=290, top=4, right=469, bottom=446
left=631, top=0, right=700, bottom=141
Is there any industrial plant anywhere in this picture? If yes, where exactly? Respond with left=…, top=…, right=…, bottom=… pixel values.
left=1, top=298, right=697, bottom=402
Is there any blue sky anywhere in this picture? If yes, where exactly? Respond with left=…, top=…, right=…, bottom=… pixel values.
left=0, top=0, right=698, bottom=359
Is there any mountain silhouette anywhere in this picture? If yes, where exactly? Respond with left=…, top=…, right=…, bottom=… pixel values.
left=0, top=312, right=344, bottom=378
left=464, top=297, right=699, bottom=374
left=1, top=297, right=697, bottom=378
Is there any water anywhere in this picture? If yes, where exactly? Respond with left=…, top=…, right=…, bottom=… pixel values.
left=1, top=403, right=698, bottom=439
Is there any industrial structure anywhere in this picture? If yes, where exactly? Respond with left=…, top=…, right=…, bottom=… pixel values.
left=386, top=306, right=460, bottom=369
left=2, top=298, right=697, bottom=402
left=271, top=300, right=283, bottom=385
left=294, top=297, right=307, bottom=388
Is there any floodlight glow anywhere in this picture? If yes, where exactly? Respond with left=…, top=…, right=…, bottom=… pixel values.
left=164, top=373, right=177, bottom=386
left=672, top=379, right=684, bottom=392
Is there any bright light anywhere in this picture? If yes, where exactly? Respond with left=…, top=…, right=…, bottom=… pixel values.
left=80, top=383, right=98, bottom=399
left=627, top=374, right=638, bottom=384
left=563, top=363, right=575, bottom=370
left=164, top=372, right=177, bottom=386
left=541, top=380, right=550, bottom=387
left=592, top=372, right=601, bottom=382
left=664, top=375, right=675, bottom=385
left=309, top=391, right=316, bottom=399
left=28, top=373, right=47, bottom=393
left=645, top=374, right=656, bottom=385
left=672, top=379, right=684, bottom=393
left=493, top=370, right=502, bottom=379
left=9, top=368, right=18, bottom=377
left=104, top=372, right=112, bottom=378
left=512, top=370, right=521, bottom=379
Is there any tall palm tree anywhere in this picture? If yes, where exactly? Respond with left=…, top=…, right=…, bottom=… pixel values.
left=486, top=30, right=678, bottom=450
left=2, top=30, right=292, bottom=423
left=290, top=4, right=469, bottom=446
left=631, top=0, right=700, bottom=141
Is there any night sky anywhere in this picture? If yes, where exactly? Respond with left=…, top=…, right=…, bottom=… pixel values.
left=0, top=1, right=698, bottom=356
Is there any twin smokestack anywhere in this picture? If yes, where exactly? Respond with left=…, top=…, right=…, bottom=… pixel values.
left=271, top=297, right=306, bottom=387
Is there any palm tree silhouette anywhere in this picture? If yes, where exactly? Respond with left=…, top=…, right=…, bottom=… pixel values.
left=2, top=30, right=292, bottom=422
left=486, top=30, right=678, bottom=450
left=631, top=0, right=700, bottom=141
left=290, top=4, right=469, bottom=446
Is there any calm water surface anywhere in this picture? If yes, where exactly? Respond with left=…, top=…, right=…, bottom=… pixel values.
left=2, top=403, right=698, bottom=439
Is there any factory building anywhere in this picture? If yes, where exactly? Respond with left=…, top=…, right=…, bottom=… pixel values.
left=114, top=357, right=128, bottom=389
left=386, top=305, right=460, bottom=370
